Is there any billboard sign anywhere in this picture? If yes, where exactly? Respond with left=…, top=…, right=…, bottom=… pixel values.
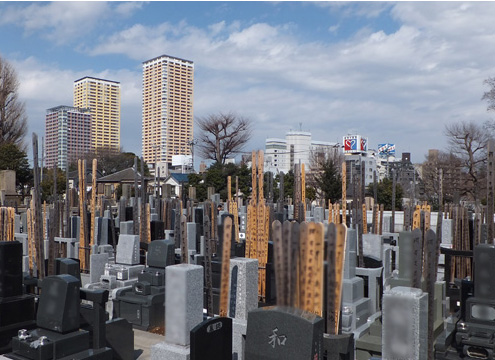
left=378, top=143, right=396, bottom=157
left=344, top=135, right=368, bottom=154
left=172, top=155, right=192, bottom=167
left=360, top=137, right=368, bottom=152
left=343, top=135, right=360, bottom=153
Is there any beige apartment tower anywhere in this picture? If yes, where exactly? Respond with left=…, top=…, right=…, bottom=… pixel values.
left=73, top=76, right=121, bottom=153
left=142, top=55, right=194, bottom=169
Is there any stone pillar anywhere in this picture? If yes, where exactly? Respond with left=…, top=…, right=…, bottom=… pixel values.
left=382, top=286, right=428, bottom=360
left=230, top=258, right=259, bottom=360
left=151, top=264, right=204, bottom=360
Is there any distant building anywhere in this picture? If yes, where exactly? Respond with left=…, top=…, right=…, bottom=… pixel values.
left=264, top=130, right=338, bottom=174
left=142, top=55, right=194, bottom=174
left=45, top=105, right=92, bottom=171
left=73, top=76, right=121, bottom=153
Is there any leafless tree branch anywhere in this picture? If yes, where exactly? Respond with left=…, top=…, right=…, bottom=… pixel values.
left=196, top=112, right=253, bottom=164
left=0, top=55, right=27, bottom=149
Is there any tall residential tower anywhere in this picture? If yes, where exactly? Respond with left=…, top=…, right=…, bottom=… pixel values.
left=142, top=55, right=194, bottom=173
left=73, top=76, right=121, bottom=153
left=45, top=106, right=92, bottom=171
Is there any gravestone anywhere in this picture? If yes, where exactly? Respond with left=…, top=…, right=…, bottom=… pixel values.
left=230, top=258, right=259, bottom=360
left=150, top=220, right=165, bottom=241
left=190, top=317, right=232, bottom=360
left=113, top=240, right=174, bottom=331
left=382, top=286, right=428, bottom=360
left=0, top=241, right=36, bottom=352
left=362, top=233, right=382, bottom=261
left=116, top=235, right=140, bottom=265
left=151, top=264, right=204, bottom=360
left=341, top=229, right=372, bottom=337
left=120, top=221, right=134, bottom=235
left=193, top=208, right=204, bottom=236
left=389, top=230, right=421, bottom=289
left=314, top=207, right=324, bottom=223
left=187, top=222, right=200, bottom=253
left=90, top=253, right=109, bottom=284
left=245, top=307, right=324, bottom=360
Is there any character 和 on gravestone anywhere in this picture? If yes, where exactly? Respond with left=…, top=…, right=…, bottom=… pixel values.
left=245, top=307, right=324, bottom=360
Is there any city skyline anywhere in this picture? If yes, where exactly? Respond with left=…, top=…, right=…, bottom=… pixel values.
left=1, top=2, right=495, bottom=165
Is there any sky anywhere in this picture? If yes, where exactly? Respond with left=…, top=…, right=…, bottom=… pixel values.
left=1, top=1, right=495, bottom=166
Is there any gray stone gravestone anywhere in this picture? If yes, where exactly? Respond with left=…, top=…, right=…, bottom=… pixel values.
left=382, top=286, right=428, bottom=360
left=119, top=221, right=134, bottom=235
left=341, top=228, right=372, bottom=337
left=151, top=264, right=204, bottom=360
left=230, top=258, right=259, bottom=360
left=90, top=253, right=109, bottom=284
left=245, top=307, right=324, bottom=360
left=116, top=235, right=140, bottom=265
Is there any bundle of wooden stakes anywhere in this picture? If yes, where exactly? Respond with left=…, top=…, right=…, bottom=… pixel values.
left=245, top=150, right=270, bottom=302
left=0, top=206, right=16, bottom=241
left=272, top=220, right=347, bottom=335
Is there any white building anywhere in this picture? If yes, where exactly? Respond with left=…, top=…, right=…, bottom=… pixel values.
left=264, top=131, right=338, bottom=174
left=344, top=151, right=378, bottom=188
left=265, top=138, right=289, bottom=173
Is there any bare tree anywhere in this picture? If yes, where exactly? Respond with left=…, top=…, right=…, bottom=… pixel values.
left=444, top=121, right=491, bottom=202
left=421, top=150, right=463, bottom=207
left=0, top=55, right=27, bottom=148
left=483, top=77, right=495, bottom=112
left=196, top=112, right=252, bottom=164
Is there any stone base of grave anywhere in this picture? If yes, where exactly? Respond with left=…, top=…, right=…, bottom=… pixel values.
left=151, top=341, right=190, bottom=360
left=233, top=318, right=247, bottom=360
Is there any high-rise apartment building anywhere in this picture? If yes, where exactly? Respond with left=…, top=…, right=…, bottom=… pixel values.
left=73, top=77, right=121, bottom=153
left=45, top=106, right=92, bottom=170
left=142, top=55, right=194, bottom=172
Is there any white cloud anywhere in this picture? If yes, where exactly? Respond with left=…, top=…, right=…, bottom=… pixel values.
left=115, top=2, right=145, bottom=17
left=9, top=2, right=495, bottom=163
left=13, top=57, right=143, bottom=157
left=0, top=1, right=145, bottom=45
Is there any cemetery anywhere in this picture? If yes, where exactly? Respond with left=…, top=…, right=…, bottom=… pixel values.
left=1, top=141, right=495, bottom=360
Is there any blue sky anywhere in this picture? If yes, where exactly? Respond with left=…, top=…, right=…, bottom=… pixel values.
left=1, top=1, right=495, bottom=165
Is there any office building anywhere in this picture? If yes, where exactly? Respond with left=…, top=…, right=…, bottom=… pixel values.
left=45, top=106, right=92, bottom=171
left=142, top=54, right=194, bottom=174
left=73, top=76, right=121, bottom=152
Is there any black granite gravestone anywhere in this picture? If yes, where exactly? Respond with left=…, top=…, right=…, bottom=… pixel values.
left=190, top=317, right=232, bottom=360
left=194, top=208, right=204, bottom=236
left=55, top=258, right=81, bottom=284
left=0, top=241, right=36, bottom=353
left=150, top=220, right=165, bottom=241
left=245, top=307, right=324, bottom=360
left=0, top=241, right=23, bottom=298
left=37, top=275, right=81, bottom=333
left=125, top=207, right=133, bottom=221
left=9, top=275, right=113, bottom=360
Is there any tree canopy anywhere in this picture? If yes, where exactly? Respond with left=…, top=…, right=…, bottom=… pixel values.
left=187, top=162, right=251, bottom=201
left=0, top=142, right=32, bottom=193
left=366, top=178, right=403, bottom=211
